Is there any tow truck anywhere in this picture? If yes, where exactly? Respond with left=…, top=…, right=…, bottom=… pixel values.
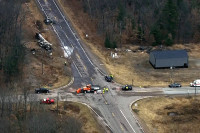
left=76, top=84, right=100, bottom=94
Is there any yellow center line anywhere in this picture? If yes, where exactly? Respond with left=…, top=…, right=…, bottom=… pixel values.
left=76, top=54, right=80, bottom=59
left=120, top=124, right=124, bottom=131
left=112, top=112, right=115, bottom=117
left=83, top=65, right=87, bottom=70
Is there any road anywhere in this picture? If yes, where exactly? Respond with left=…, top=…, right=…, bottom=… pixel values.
left=34, top=0, right=200, bottom=133
left=35, top=0, right=144, bottom=133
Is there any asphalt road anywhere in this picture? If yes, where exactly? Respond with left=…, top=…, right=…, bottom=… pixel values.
left=35, top=0, right=144, bottom=133
left=34, top=0, right=200, bottom=133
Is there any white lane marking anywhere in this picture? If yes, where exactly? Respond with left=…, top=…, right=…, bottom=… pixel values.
left=129, top=97, right=151, bottom=133
left=51, top=26, right=82, bottom=77
left=82, top=103, right=113, bottom=132
left=52, top=0, right=106, bottom=75
left=72, top=61, right=83, bottom=77
left=36, top=0, right=82, bottom=78
left=120, top=110, right=136, bottom=133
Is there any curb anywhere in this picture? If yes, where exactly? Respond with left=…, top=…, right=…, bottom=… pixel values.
left=54, top=77, right=74, bottom=91
left=79, top=102, right=113, bottom=132
left=129, top=96, right=153, bottom=133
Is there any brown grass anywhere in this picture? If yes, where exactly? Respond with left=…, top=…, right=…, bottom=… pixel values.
left=57, top=0, right=200, bottom=87
left=21, top=0, right=71, bottom=90
left=132, top=96, right=200, bottom=133
left=53, top=102, right=104, bottom=133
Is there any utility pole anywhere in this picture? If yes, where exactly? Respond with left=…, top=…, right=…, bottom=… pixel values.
left=41, top=49, right=44, bottom=75
left=195, top=82, right=197, bottom=96
left=132, top=79, right=133, bottom=86
left=170, top=66, right=173, bottom=84
left=57, top=92, right=59, bottom=113
left=120, top=22, right=122, bottom=48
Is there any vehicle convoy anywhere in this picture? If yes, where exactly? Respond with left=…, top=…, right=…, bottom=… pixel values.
left=40, top=98, right=54, bottom=104
left=122, top=85, right=133, bottom=90
left=190, top=79, right=200, bottom=87
left=169, top=83, right=182, bottom=88
left=76, top=84, right=100, bottom=94
left=35, top=88, right=49, bottom=93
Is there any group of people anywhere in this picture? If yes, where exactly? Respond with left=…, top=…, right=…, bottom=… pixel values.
left=103, top=87, right=109, bottom=94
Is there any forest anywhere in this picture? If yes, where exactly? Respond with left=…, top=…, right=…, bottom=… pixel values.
left=0, top=0, right=26, bottom=83
left=80, top=0, right=200, bottom=48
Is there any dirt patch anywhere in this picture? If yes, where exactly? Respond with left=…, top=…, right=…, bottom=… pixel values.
left=57, top=0, right=200, bottom=87
left=21, top=0, right=71, bottom=90
left=132, top=96, right=200, bottom=133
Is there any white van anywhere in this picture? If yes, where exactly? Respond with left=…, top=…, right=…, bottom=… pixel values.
left=190, top=79, right=200, bottom=87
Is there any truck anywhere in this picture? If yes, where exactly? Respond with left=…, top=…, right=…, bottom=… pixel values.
left=76, top=84, right=100, bottom=94
left=190, top=79, right=200, bottom=87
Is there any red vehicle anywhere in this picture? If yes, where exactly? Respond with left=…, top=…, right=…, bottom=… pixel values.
left=76, top=84, right=100, bottom=94
left=40, top=98, right=55, bottom=104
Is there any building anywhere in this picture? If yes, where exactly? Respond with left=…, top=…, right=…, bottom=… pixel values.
left=149, top=50, right=188, bottom=68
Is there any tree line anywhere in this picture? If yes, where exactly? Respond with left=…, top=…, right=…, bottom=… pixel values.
left=0, top=0, right=26, bottom=83
left=0, top=87, right=82, bottom=133
left=80, top=0, right=200, bottom=47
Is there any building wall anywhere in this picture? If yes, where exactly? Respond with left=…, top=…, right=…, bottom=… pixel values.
left=155, top=58, right=188, bottom=68
left=149, top=53, right=156, bottom=67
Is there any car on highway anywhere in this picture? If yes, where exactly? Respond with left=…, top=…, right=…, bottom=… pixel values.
left=44, top=18, right=55, bottom=25
left=40, top=98, right=54, bottom=104
left=35, top=88, right=49, bottom=93
left=168, top=83, right=182, bottom=88
left=122, top=85, right=132, bottom=90
left=105, top=75, right=113, bottom=82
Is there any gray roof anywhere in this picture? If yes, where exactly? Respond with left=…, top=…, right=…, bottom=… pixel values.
left=151, top=50, right=188, bottom=59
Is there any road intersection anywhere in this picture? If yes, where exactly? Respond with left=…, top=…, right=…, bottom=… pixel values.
left=35, top=0, right=200, bottom=132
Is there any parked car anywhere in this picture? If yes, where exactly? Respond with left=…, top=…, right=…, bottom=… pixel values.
left=105, top=75, right=113, bottom=82
left=122, top=85, right=133, bottom=90
left=168, top=83, right=181, bottom=88
left=35, top=88, right=49, bottom=93
left=40, top=98, right=54, bottom=104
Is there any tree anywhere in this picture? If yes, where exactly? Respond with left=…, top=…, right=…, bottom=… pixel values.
left=137, top=25, right=145, bottom=43
left=151, top=0, right=178, bottom=46
left=117, top=3, right=126, bottom=22
left=162, top=0, right=178, bottom=39
left=104, top=34, right=112, bottom=48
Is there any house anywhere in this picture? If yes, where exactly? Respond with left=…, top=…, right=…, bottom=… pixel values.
left=149, top=50, right=188, bottom=68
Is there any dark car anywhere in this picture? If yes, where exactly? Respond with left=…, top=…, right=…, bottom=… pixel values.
left=44, top=18, right=55, bottom=25
left=35, top=88, right=49, bottom=93
left=105, top=75, right=113, bottom=82
left=122, top=85, right=132, bottom=90
left=168, top=83, right=181, bottom=88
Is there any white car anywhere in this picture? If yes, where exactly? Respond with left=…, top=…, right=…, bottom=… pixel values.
left=96, top=90, right=102, bottom=94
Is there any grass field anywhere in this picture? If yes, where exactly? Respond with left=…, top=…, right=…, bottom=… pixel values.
left=53, top=102, right=104, bottom=133
left=132, top=96, right=200, bottom=133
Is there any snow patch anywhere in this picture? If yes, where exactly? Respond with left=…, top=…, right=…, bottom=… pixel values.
left=63, top=46, right=73, bottom=58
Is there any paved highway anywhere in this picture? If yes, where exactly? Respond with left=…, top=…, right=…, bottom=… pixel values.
left=35, top=0, right=144, bottom=132
left=34, top=0, right=200, bottom=132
